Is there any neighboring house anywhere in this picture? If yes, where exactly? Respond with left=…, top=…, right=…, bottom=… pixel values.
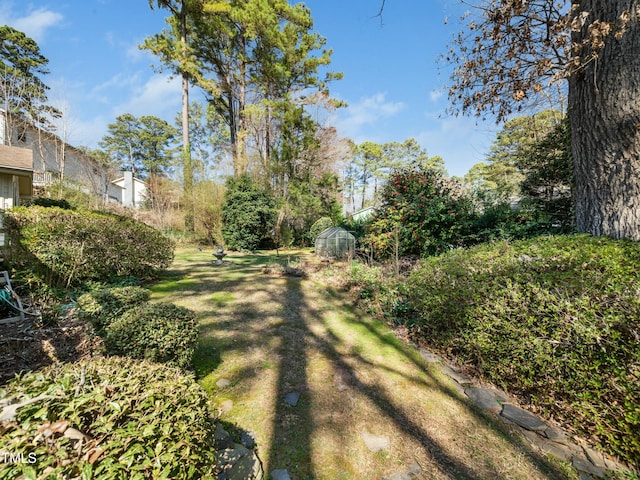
left=0, top=144, right=33, bottom=209
left=1, top=109, right=121, bottom=204
left=351, top=206, right=375, bottom=222
left=0, top=144, right=33, bottom=250
left=111, top=171, right=147, bottom=208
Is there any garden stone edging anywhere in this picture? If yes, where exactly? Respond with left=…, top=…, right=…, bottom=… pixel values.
left=419, top=348, right=628, bottom=479
left=213, top=421, right=264, bottom=480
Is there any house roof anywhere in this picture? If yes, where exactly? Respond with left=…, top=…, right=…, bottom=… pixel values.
left=353, top=206, right=375, bottom=215
left=0, top=144, right=33, bottom=172
left=111, top=176, right=146, bottom=186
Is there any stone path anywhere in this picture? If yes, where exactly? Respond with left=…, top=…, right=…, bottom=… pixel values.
left=418, top=348, right=626, bottom=480
left=210, top=346, right=626, bottom=480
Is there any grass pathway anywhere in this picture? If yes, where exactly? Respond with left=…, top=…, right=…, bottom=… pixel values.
left=151, top=247, right=574, bottom=480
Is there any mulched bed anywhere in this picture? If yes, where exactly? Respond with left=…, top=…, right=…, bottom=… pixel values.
left=0, top=308, right=101, bottom=386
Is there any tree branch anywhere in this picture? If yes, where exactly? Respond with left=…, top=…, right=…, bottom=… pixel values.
left=373, top=0, right=386, bottom=25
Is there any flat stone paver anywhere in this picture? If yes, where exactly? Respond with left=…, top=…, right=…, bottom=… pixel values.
left=361, top=428, right=390, bottom=452
left=214, top=422, right=235, bottom=450
left=543, top=425, right=570, bottom=444
left=418, top=348, right=440, bottom=362
left=284, top=392, right=300, bottom=406
left=217, top=444, right=251, bottom=466
left=240, top=431, right=256, bottom=449
left=464, top=387, right=503, bottom=412
left=572, top=455, right=607, bottom=478
left=382, top=462, right=422, bottom=480
left=270, top=469, right=291, bottom=480
left=221, top=399, right=234, bottom=413
left=500, top=403, right=547, bottom=431
left=522, top=428, right=576, bottom=461
left=441, top=365, right=474, bottom=385
left=227, top=450, right=262, bottom=480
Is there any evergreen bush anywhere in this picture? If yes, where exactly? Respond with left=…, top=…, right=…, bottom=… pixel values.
left=76, top=286, right=151, bottom=331
left=0, top=358, right=217, bottom=479
left=404, top=235, right=640, bottom=465
left=366, top=168, right=474, bottom=258
left=22, top=197, right=72, bottom=209
left=221, top=174, right=276, bottom=251
left=4, top=206, right=174, bottom=287
left=105, top=302, right=198, bottom=369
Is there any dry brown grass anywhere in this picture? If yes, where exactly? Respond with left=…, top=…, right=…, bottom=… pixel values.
left=150, top=247, right=575, bottom=480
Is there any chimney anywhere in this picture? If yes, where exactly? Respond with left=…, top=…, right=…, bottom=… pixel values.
left=123, top=171, right=134, bottom=207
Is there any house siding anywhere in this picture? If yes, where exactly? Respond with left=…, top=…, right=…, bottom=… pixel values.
left=3, top=117, right=114, bottom=203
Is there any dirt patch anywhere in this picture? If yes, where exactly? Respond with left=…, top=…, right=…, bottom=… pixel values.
left=0, top=309, right=102, bottom=386
left=261, top=263, right=307, bottom=278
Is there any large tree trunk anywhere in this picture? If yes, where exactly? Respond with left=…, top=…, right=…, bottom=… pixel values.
left=569, top=0, right=640, bottom=239
left=180, top=1, right=194, bottom=233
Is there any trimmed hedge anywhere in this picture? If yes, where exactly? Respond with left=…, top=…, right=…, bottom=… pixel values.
left=404, top=235, right=640, bottom=466
left=105, top=303, right=198, bottom=369
left=76, top=286, right=151, bottom=331
left=21, top=197, right=72, bottom=209
left=4, top=206, right=174, bottom=286
left=0, top=358, right=217, bottom=479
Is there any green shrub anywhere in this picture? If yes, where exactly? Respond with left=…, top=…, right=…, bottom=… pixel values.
left=346, top=262, right=413, bottom=325
left=22, top=197, right=72, bottom=209
left=76, top=286, right=151, bottom=331
left=0, top=358, right=217, bottom=479
left=340, top=216, right=368, bottom=242
left=405, top=234, right=640, bottom=466
left=469, top=202, right=572, bottom=243
left=105, top=303, right=198, bottom=369
left=366, top=168, right=474, bottom=258
left=221, top=174, right=276, bottom=251
left=4, top=206, right=174, bottom=287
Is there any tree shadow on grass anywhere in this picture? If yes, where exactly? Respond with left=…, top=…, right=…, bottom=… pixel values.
left=320, top=283, right=573, bottom=479
left=162, top=249, right=575, bottom=480
left=263, top=278, right=521, bottom=480
left=266, top=278, right=314, bottom=478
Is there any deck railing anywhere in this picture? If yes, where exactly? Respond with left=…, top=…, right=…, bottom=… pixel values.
left=33, top=171, right=54, bottom=186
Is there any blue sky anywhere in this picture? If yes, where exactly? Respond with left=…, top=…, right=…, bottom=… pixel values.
left=0, top=0, right=502, bottom=177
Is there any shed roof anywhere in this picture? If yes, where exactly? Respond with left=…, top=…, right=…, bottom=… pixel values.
left=315, top=226, right=354, bottom=239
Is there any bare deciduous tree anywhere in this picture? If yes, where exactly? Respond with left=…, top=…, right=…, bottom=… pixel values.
left=441, top=0, right=640, bottom=239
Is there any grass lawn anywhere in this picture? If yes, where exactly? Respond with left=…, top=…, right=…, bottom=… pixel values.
left=150, top=246, right=576, bottom=480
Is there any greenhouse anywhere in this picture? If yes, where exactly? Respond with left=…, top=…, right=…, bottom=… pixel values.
left=314, top=227, right=355, bottom=259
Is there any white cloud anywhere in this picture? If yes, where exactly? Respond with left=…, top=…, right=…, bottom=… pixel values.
left=92, top=72, right=142, bottom=95
left=0, top=3, right=64, bottom=42
left=113, top=74, right=181, bottom=119
left=415, top=115, right=500, bottom=177
left=334, top=92, right=405, bottom=140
